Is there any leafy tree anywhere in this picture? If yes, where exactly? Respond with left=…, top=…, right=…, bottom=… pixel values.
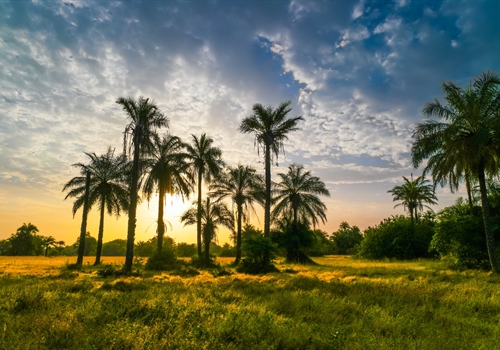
left=8, top=223, right=40, bottom=256
left=117, top=96, right=168, bottom=273
left=330, top=222, right=363, bottom=255
left=272, top=163, right=330, bottom=227
left=239, top=100, right=303, bottom=236
left=184, top=133, right=224, bottom=258
left=63, top=147, right=130, bottom=265
left=181, top=198, right=234, bottom=266
left=210, top=164, right=264, bottom=263
left=388, top=175, right=437, bottom=226
left=412, top=71, right=500, bottom=273
left=271, top=218, right=316, bottom=264
left=142, top=133, right=192, bottom=254
left=73, top=232, right=97, bottom=256
left=175, top=242, right=197, bottom=257
left=101, top=239, right=127, bottom=256
left=305, top=229, right=336, bottom=256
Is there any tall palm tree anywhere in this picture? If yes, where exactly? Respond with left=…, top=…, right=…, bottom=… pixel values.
left=239, top=100, right=303, bottom=236
left=272, top=163, right=330, bottom=227
left=180, top=198, right=234, bottom=266
left=412, top=71, right=500, bottom=273
left=63, top=148, right=130, bottom=265
left=142, top=133, right=192, bottom=253
left=184, top=133, right=224, bottom=258
left=117, top=96, right=168, bottom=273
left=210, top=165, right=265, bottom=263
left=387, top=175, right=438, bottom=225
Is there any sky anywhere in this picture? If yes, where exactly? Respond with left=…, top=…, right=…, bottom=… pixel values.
left=1, top=0, right=500, bottom=246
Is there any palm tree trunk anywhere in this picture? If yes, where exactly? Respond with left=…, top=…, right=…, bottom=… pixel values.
left=197, top=169, right=203, bottom=258
left=94, top=196, right=106, bottom=265
left=204, top=198, right=210, bottom=266
left=157, top=184, right=165, bottom=254
left=293, top=207, right=298, bottom=226
left=477, top=163, right=500, bottom=274
left=264, top=142, right=271, bottom=237
left=76, top=171, right=91, bottom=266
left=235, top=205, right=243, bottom=264
left=124, top=136, right=141, bottom=273
left=466, top=175, right=474, bottom=214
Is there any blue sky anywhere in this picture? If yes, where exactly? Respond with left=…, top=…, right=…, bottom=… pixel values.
left=1, top=0, right=499, bottom=244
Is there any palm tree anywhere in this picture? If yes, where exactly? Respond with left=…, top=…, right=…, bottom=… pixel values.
left=387, top=175, right=438, bottom=225
left=180, top=198, right=234, bottom=265
left=412, top=71, right=500, bottom=273
left=184, top=133, right=224, bottom=258
left=239, top=100, right=303, bottom=236
left=272, top=163, right=330, bottom=227
left=142, top=133, right=192, bottom=253
left=117, top=96, right=168, bottom=273
left=210, top=165, right=265, bottom=263
left=63, top=148, right=130, bottom=265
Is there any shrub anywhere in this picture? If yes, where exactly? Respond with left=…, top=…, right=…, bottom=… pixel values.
left=271, top=221, right=316, bottom=264
left=145, top=246, right=179, bottom=271
left=330, top=222, right=363, bottom=255
left=237, top=234, right=278, bottom=274
left=357, top=215, right=435, bottom=260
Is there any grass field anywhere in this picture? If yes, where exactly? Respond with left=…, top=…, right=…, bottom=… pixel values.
left=0, top=256, right=499, bottom=349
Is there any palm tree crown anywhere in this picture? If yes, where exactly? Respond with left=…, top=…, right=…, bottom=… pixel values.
left=411, top=71, right=500, bottom=273
left=210, top=164, right=265, bottom=263
left=272, top=163, right=330, bottom=227
left=239, top=100, right=303, bottom=236
left=387, top=175, right=437, bottom=225
left=63, top=147, right=130, bottom=265
left=142, top=133, right=192, bottom=253
left=117, top=96, right=168, bottom=273
left=184, top=133, right=225, bottom=258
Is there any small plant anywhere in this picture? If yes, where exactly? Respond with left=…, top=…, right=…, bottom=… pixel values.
left=97, top=264, right=123, bottom=278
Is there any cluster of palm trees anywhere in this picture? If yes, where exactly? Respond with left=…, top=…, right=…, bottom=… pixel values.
left=388, top=71, right=500, bottom=273
left=63, top=98, right=330, bottom=272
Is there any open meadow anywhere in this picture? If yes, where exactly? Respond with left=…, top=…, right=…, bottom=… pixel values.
left=0, top=256, right=499, bottom=349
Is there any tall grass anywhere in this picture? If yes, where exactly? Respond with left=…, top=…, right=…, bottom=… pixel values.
left=0, top=257, right=499, bottom=349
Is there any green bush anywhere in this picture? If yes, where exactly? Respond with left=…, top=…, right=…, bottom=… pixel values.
left=237, top=234, right=278, bottom=274
left=330, top=222, right=363, bottom=255
left=357, top=215, right=435, bottom=260
left=145, top=246, right=179, bottom=271
left=271, top=221, right=316, bottom=264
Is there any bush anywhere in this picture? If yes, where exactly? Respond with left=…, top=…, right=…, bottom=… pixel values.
left=431, top=199, right=496, bottom=269
left=357, top=215, right=435, bottom=260
left=271, top=221, right=316, bottom=264
left=330, top=222, right=363, bottom=255
left=145, top=246, right=179, bottom=271
left=237, top=234, right=278, bottom=274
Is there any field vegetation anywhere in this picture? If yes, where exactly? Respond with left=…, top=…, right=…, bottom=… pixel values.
left=0, top=256, right=499, bottom=349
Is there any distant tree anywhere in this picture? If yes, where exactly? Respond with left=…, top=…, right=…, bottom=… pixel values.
left=117, top=96, right=168, bottom=273
left=388, top=175, right=437, bottom=226
left=175, top=242, right=197, bottom=257
left=73, top=232, right=97, bottom=256
left=41, top=236, right=64, bottom=257
left=8, top=223, right=40, bottom=256
left=239, top=100, right=303, bottom=236
left=101, top=239, right=127, bottom=256
left=185, top=134, right=224, bottom=258
left=142, top=133, right=192, bottom=254
left=412, top=71, right=500, bottom=273
left=63, top=147, right=130, bottom=265
left=330, top=222, right=363, bottom=255
left=210, top=164, right=264, bottom=264
left=305, top=229, right=336, bottom=256
left=181, top=198, right=234, bottom=266
left=272, top=164, right=330, bottom=227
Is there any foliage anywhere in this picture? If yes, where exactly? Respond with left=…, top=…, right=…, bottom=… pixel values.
left=271, top=219, right=316, bottom=264
left=237, top=232, right=278, bottom=274
left=73, top=232, right=97, bottom=256
left=218, top=243, right=237, bottom=257
left=144, top=245, right=180, bottom=271
left=101, top=239, right=127, bottom=256
left=305, top=229, right=336, bottom=256
left=431, top=198, right=497, bottom=269
left=357, top=215, right=435, bottom=260
left=175, top=242, right=197, bottom=257
left=330, top=222, right=363, bottom=255
left=4, top=223, right=41, bottom=256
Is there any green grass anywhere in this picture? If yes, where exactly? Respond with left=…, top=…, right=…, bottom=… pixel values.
left=0, top=257, right=499, bottom=349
